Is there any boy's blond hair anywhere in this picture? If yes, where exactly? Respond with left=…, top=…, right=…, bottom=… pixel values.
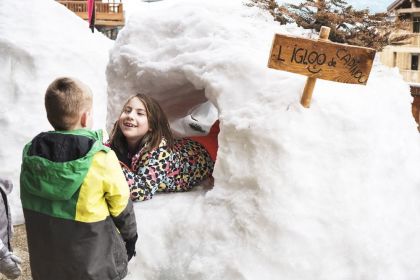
left=45, top=77, right=92, bottom=130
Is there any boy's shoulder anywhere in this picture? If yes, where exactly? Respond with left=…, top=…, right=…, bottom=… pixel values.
left=22, top=129, right=111, bottom=164
left=58, top=129, right=109, bottom=144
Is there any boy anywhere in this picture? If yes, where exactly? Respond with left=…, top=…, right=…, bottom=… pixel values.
left=0, top=178, right=21, bottom=280
left=20, top=77, right=138, bottom=280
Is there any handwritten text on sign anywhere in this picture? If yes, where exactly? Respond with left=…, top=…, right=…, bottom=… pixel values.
left=267, top=34, right=376, bottom=85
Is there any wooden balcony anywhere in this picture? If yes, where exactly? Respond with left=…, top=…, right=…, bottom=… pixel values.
left=410, top=33, right=420, bottom=46
left=57, top=1, right=124, bottom=27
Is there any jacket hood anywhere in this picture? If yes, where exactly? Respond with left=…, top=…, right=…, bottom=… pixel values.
left=20, top=129, right=109, bottom=201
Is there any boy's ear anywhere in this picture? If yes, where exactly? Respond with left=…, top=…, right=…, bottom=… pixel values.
left=80, top=111, right=88, bottom=128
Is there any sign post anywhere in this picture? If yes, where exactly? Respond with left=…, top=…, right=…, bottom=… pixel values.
left=301, top=27, right=331, bottom=107
left=267, top=26, right=376, bottom=108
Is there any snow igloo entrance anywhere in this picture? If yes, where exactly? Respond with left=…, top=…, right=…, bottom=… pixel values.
left=106, top=72, right=220, bottom=161
left=154, top=81, right=220, bottom=162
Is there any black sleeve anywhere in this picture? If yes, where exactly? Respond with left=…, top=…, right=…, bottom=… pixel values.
left=111, top=199, right=137, bottom=241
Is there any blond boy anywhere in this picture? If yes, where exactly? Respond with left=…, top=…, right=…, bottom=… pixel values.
left=20, top=77, right=137, bottom=280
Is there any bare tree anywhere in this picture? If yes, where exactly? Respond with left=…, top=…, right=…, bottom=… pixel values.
left=247, top=0, right=411, bottom=50
left=246, top=0, right=290, bottom=24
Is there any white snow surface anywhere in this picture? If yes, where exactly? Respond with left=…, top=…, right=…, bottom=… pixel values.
left=107, top=1, right=420, bottom=280
left=1, top=0, right=420, bottom=279
left=0, top=0, right=113, bottom=223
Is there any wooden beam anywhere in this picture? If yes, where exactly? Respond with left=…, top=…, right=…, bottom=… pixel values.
left=75, top=12, right=124, bottom=21
left=300, top=27, right=331, bottom=108
left=94, top=20, right=124, bottom=26
left=396, top=7, right=420, bottom=13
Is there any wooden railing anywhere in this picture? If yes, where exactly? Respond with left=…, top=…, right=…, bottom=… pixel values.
left=57, top=1, right=124, bottom=26
left=410, top=34, right=420, bottom=46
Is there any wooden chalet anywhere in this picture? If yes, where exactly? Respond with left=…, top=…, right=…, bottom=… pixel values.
left=380, top=0, right=420, bottom=130
left=57, top=0, right=124, bottom=39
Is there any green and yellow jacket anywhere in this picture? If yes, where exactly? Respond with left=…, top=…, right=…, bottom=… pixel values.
left=20, top=129, right=137, bottom=280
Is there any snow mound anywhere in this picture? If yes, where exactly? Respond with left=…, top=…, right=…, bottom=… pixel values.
left=107, top=1, right=420, bottom=279
left=0, top=0, right=112, bottom=223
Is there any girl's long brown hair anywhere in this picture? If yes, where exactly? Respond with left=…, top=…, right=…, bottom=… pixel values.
left=109, top=94, right=174, bottom=160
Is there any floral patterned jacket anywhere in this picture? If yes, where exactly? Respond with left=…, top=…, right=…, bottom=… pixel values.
left=121, top=138, right=214, bottom=201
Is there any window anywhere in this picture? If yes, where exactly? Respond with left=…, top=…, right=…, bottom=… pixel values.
left=393, top=52, right=397, bottom=67
left=413, top=17, right=420, bottom=33
left=411, top=54, right=419, bottom=70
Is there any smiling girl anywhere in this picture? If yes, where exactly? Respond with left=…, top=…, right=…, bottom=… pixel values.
left=109, top=94, right=214, bottom=201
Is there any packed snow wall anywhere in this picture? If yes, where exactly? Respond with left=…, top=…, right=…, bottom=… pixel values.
left=107, top=1, right=420, bottom=279
left=0, top=0, right=112, bottom=223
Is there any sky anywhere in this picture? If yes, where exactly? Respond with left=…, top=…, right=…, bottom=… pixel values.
left=2, top=0, right=420, bottom=279
left=350, top=0, right=390, bottom=12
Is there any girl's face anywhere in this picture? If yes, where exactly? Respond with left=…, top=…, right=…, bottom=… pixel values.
left=118, top=97, right=149, bottom=146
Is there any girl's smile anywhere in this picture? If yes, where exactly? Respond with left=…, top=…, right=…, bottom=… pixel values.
left=122, top=122, right=138, bottom=128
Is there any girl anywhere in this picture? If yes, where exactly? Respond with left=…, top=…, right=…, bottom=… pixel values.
left=109, top=94, right=214, bottom=201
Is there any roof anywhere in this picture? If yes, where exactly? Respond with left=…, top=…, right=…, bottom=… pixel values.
left=388, top=0, right=409, bottom=12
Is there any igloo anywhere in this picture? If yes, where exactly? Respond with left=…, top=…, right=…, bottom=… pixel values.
left=106, top=1, right=420, bottom=280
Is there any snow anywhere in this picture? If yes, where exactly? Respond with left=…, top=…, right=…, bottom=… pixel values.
left=2, top=0, right=420, bottom=279
left=0, top=0, right=113, bottom=223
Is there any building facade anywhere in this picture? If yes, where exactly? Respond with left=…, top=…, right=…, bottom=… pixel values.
left=380, top=0, right=420, bottom=130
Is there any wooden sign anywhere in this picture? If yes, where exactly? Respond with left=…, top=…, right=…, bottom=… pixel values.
left=267, top=27, right=376, bottom=107
left=268, top=33, right=376, bottom=84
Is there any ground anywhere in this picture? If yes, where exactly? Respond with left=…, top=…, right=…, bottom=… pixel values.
left=0, top=225, right=31, bottom=280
